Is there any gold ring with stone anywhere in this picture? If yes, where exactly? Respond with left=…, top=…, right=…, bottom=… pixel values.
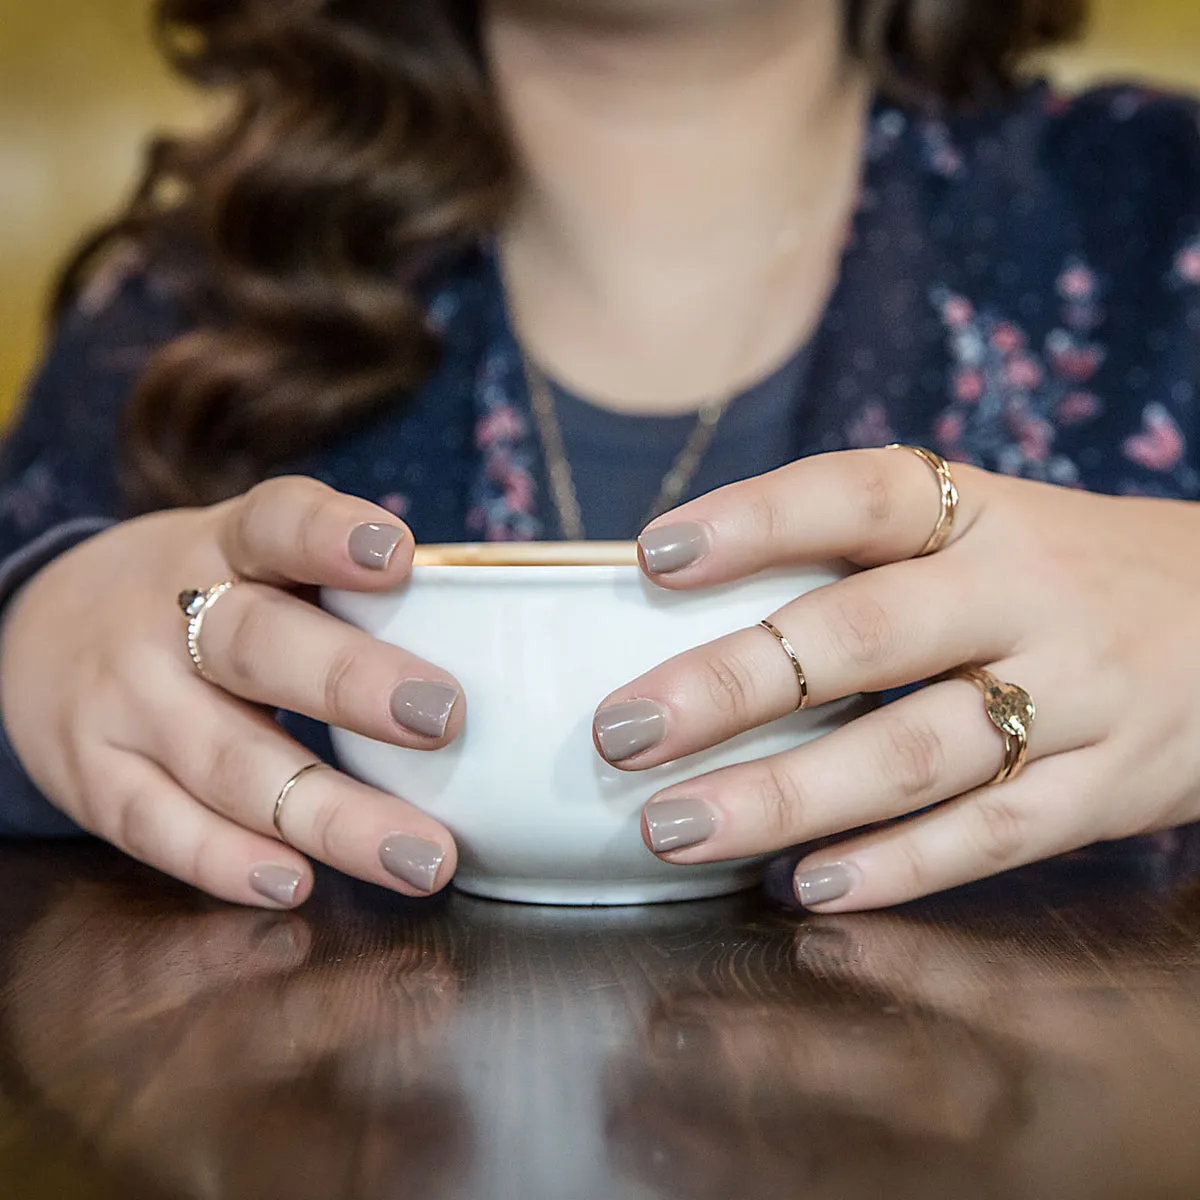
left=887, top=444, right=959, bottom=557
left=954, top=666, right=1036, bottom=785
left=178, top=581, right=239, bottom=682
left=759, top=620, right=809, bottom=712
left=273, top=762, right=332, bottom=842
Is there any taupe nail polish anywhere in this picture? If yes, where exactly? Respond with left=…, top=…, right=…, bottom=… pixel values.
left=390, top=680, right=459, bottom=738
left=794, top=862, right=860, bottom=908
left=594, top=699, right=668, bottom=762
left=349, top=522, right=406, bottom=570
left=380, top=834, right=445, bottom=893
left=250, top=864, right=303, bottom=907
left=638, top=522, right=710, bottom=574
left=645, top=797, right=717, bottom=853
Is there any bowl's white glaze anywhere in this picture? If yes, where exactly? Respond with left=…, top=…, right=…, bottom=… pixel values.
left=325, top=559, right=856, bottom=905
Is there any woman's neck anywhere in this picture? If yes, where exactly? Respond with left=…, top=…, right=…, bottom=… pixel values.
left=485, top=0, right=870, bottom=413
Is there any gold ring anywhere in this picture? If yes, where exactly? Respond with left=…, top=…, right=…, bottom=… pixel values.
left=759, top=620, right=809, bottom=712
left=177, top=581, right=239, bottom=682
left=273, top=762, right=332, bottom=841
left=887, top=444, right=959, bottom=557
left=953, top=667, right=1036, bottom=785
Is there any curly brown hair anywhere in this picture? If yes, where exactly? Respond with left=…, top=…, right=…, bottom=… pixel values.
left=56, top=0, right=1086, bottom=513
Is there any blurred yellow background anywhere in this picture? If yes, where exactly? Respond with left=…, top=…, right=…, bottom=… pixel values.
left=2, top=0, right=1200, bottom=417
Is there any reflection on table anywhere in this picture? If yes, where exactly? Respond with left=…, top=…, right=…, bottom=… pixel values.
left=1, top=833, right=1199, bottom=1200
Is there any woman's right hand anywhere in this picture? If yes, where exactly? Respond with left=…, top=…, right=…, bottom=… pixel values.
left=0, top=477, right=463, bottom=908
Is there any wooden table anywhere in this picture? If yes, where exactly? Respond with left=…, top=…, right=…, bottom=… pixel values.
left=2, top=835, right=1200, bottom=1200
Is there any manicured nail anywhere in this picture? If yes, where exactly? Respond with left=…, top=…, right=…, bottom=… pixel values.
left=348, top=522, right=406, bottom=570
left=250, top=864, right=303, bottom=907
left=254, top=921, right=305, bottom=960
left=594, top=698, right=668, bottom=762
left=390, top=680, right=459, bottom=738
left=638, top=522, right=710, bottom=574
left=379, top=834, right=446, bottom=893
left=644, top=797, right=717, bottom=853
left=651, top=1015, right=723, bottom=1059
left=794, top=862, right=860, bottom=908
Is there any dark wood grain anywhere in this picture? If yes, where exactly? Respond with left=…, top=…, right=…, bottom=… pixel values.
left=2, top=833, right=1200, bottom=1200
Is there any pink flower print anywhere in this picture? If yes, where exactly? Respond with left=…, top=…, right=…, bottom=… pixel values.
left=1123, top=404, right=1185, bottom=472
left=990, top=323, right=1025, bottom=355
left=845, top=402, right=894, bottom=448
left=941, top=295, right=974, bottom=329
left=1004, top=356, right=1043, bottom=391
left=1057, top=263, right=1097, bottom=303
left=503, top=470, right=535, bottom=515
left=1175, top=239, right=1200, bottom=285
left=953, top=369, right=985, bottom=404
left=1047, top=340, right=1103, bottom=383
left=477, top=405, right=525, bottom=450
left=1056, top=391, right=1101, bottom=425
left=1044, top=91, right=1074, bottom=116
left=934, top=412, right=964, bottom=450
left=1017, top=416, right=1053, bottom=462
left=377, top=492, right=410, bottom=518
left=934, top=147, right=963, bottom=177
left=488, top=520, right=534, bottom=543
left=1004, top=404, right=1052, bottom=462
left=919, top=121, right=965, bottom=179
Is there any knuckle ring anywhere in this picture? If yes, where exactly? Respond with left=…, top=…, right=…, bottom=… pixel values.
left=759, top=619, right=809, bottom=712
left=953, top=666, right=1036, bottom=785
left=887, top=444, right=959, bottom=557
left=177, top=581, right=239, bottom=682
left=273, top=761, right=332, bottom=842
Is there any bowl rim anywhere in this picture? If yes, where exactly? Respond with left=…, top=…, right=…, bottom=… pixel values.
left=412, top=541, right=639, bottom=567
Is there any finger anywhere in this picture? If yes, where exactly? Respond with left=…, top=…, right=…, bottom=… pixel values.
left=594, top=553, right=1010, bottom=768
left=636, top=665, right=1095, bottom=864
left=218, top=476, right=415, bottom=590
left=148, top=692, right=458, bottom=897
left=787, top=749, right=1105, bottom=912
left=196, top=581, right=464, bottom=745
left=635, top=448, right=991, bottom=586
left=78, top=748, right=315, bottom=909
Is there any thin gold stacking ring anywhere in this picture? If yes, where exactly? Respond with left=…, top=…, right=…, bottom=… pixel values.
left=759, top=619, right=810, bottom=712
left=887, top=443, right=959, bottom=557
left=272, top=762, right=333, bottom=842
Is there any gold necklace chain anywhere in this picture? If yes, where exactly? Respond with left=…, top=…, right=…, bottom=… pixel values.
left=520, top=349, right=734, bottom=541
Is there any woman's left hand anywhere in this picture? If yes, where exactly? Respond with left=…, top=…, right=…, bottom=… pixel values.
left=592, top=448, right=1200, bottom=911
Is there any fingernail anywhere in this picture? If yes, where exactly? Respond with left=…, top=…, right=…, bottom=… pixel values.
left=638, top=522, right=710, bottom=574
left=645, top=797, right=717, bottom=853
left=379, top=834, right=446, bottom=893
left=254, top=921, right=305, bottom=960
left=651, top=1015, right=724, bottom=1060
left=794, top=862, right=861, bottom=908
left=594, top=698, right=668, bottom=762
left=390, top=680, right=459, bottom=738
left=348, top=522, right=406, bottom=570
left=250, top=864, right=303, bottom=907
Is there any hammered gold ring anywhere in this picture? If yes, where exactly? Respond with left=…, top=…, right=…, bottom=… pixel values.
left=954, top=666, right=1036, bottom=785
left=273, top=762, right=332, bottom=842
left=177, top=581, right=239, bottom=682
left=759, top=620, right=810, bottom=712
left=888, top=444, right=959, bottom=557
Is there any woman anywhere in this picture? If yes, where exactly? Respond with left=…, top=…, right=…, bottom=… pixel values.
left=1, top=0, right=1198, bottom=912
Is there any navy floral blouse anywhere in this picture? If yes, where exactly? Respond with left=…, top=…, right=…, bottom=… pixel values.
left=2, top=82, right=1200, bottom=837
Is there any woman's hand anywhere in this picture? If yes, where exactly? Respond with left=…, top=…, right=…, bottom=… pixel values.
left=593, top=449, right=1200, bottom=911
left=0, top=477, right=463, bottom=907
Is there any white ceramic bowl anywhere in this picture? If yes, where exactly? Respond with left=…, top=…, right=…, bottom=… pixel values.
left=324, top=544, right=856, bottom=906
